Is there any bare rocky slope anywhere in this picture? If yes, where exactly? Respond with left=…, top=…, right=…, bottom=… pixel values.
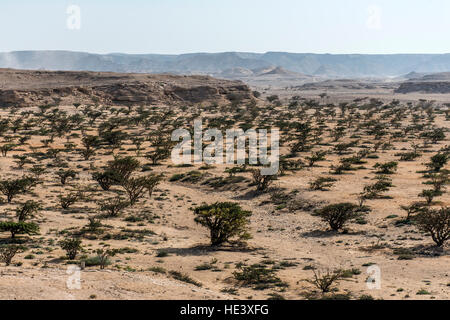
left=396, top=81, right=450, bottom=94
left=0, top=68, right=253, bottom=107
left=395, top=73, right=450, bottom=94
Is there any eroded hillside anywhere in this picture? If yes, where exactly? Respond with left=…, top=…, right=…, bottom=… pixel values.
left=0, top=69, right=253, bottom=107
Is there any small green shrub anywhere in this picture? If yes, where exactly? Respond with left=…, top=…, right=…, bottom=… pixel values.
left=193, top=202, right=252, bottom=246
left=59, top=238, right=82, bottom=260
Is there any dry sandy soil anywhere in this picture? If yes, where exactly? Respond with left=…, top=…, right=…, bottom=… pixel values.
left=0, top=81, right=448, bottom=300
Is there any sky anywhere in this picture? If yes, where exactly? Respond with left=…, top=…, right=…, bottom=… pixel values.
left=1, top=0, right=450, bottom=54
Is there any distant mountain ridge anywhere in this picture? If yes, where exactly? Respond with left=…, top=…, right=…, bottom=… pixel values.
left=1, top=50, right=450, bottom=78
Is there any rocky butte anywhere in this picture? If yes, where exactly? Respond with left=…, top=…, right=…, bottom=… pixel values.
left=0, top=68, right=253, bottom=108
left=395, top=72, right=450, bottom=94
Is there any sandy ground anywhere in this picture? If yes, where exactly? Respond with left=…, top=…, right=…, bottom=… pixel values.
left=0, top=88, right=448, bottom=300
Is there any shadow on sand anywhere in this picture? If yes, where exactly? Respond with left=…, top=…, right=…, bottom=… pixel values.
left=156, top=243, right=262, bottom=257
left=301, top=229, right=366, bottom=238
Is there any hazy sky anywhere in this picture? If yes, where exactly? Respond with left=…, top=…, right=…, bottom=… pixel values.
left=1, top=0, right=450, bottom=54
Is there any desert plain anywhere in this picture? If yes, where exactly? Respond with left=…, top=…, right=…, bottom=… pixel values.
left=0, top=69, right=448, bottom=300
